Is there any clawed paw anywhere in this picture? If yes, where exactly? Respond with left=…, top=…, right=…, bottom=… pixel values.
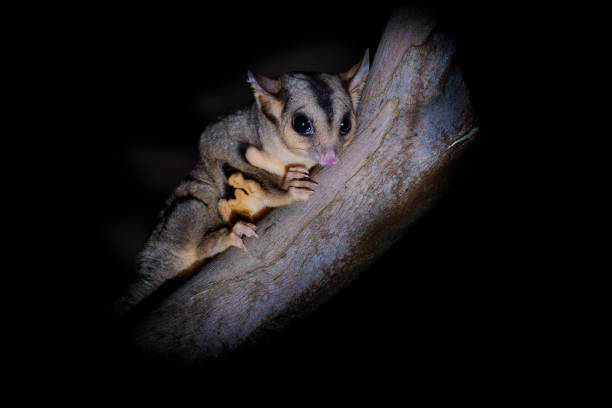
left=284, top=166, right=317, bottom=201
left=229, top=221, right=258, bottom=251
left=286, top=166, right=310, bottom=181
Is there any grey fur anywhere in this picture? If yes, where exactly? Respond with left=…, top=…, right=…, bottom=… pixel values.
left=115, top=54, right=369, bottom=315
left=115, top=105, right=282, bottom=314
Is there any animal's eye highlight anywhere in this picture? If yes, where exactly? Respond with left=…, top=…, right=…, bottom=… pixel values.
left=292, top=114, right=314, bottom=136
left=339, top=115, right=352, bottom=136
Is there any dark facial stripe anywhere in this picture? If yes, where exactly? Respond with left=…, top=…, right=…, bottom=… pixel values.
left=304, top=73, right=334, bottom=125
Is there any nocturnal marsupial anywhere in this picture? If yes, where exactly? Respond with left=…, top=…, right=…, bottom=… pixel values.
left=115, top=50, right=370, bottom=314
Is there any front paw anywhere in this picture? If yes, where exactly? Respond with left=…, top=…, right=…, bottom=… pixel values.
left=285, top=166, right=317, bottom=202
left=283, top=166, right=309, bottom=189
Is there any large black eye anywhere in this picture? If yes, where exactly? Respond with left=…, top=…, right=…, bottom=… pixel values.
left=292, top=114, right=314, bottom=135
left=339, top=114, right=352, bottom=136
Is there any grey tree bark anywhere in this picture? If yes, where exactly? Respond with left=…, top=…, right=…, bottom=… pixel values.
left=132, top=7, right=477, bottom=364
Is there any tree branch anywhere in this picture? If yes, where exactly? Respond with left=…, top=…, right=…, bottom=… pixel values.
left=132, top=7, right=477, bottom=364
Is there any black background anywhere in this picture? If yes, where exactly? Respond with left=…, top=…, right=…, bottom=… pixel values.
left=41, top=2, right=550, bottom=384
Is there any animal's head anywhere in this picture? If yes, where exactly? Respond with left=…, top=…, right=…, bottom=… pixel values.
left=248, top=50, right=369, bottom=167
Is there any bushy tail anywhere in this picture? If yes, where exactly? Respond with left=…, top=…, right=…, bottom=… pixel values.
left=113, top=274, right=163, bottom=316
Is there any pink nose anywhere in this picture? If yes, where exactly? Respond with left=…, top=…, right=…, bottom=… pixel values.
left=319, top=148, right=338, bottom=166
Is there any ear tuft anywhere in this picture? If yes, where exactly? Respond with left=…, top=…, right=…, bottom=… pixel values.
left=247, top=70, right=282, bottom=98
left=340, top=49, right=370, bottom=93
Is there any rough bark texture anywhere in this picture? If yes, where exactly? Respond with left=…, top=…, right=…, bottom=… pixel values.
left=132, top=7, right=477, bottom=364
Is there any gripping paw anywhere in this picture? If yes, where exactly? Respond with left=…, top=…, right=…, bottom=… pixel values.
left=285, top=166, right=317, bottom=202
left=229, top=221, right=258, bottom=251
left=285, top=166, right=309, bottom=183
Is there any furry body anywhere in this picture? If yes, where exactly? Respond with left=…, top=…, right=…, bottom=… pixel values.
left=116, top=52, right=369, bottom=314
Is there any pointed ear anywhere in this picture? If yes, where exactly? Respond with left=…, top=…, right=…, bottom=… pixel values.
left=339, top=49, right=370, bottom=109
left=247, top=71, right=282, bottom=98
left=247, top=71, right=284, bottom=125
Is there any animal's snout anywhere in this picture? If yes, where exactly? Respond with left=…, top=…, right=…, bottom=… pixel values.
left=317, top=146, right=338, bottom=167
